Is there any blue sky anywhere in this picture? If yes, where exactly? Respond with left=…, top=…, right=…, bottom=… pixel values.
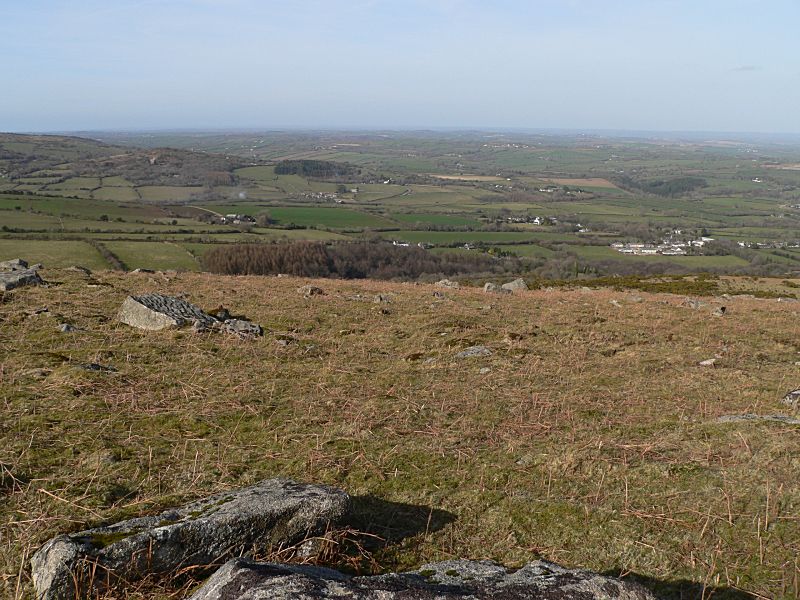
left=1, top=0, right=798, bottom=132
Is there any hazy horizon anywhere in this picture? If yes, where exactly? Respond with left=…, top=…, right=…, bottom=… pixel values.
left=3, top=0, right=799, bottom=134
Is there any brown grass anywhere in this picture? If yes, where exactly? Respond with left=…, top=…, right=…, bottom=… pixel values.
left=545, top=177, right=620, bottom=188
left=1, top=269, right=799, bottom=598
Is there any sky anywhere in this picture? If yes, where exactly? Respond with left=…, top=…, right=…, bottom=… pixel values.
left=1, top=0, right=799, bottom=133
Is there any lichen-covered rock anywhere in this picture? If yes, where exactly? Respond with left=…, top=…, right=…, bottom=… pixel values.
left=501, top=278, right=528, bottom=292
left=118, top=294, right=217, bottom=330
left=0, top=268, right=43, bottom=291
left=189, top=558, right=658, bottom=600
left=31, top=479, right=349, bottom=600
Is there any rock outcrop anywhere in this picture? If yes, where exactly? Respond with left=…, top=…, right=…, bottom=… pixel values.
left=31, top=478, right=349, bottom=600
left=189, top=558, right=658, bottom=600
left=118, top=294, right=261, bottom=336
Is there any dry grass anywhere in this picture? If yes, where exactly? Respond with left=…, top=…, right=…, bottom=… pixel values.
left=545, top=177, right=620, bottom=188
left=429, top=174, right=505, bottom=182
left=2, top=269, right=799, bottom=598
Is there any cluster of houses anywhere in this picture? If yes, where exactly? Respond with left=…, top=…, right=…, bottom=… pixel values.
left=505, top=215, right=558, bottom=225
left=738, top=240, right=800, bottom=249
left=611, top=236, right=715, bottom=256
left=391, top=241, right=428, bottom=249
left=301, top=191, right=340, bottom=202
left=220, top=213, right=255, bottom=225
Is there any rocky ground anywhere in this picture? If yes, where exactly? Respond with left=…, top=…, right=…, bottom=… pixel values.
left=2, top=266, right=799, bottom=598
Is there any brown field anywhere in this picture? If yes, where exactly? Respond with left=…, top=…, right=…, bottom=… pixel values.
left=765, top=163, right=800, bottom=171
left=430, top=174, right=505, bottom=182
left=545, top=177, right=619, bottom=188
left=2, top=270, right=799, bottom=599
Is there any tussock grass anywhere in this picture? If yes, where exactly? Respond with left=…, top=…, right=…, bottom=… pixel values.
left=1, top=269, right=799, bottom=598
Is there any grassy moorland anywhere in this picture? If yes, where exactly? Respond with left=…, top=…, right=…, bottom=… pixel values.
left=2, top=268, right=799, bottom=599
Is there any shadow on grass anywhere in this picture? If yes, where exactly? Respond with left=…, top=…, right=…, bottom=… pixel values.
left=344, top=495, right=456, bottom=547
left=604, top=570, right=757, bottom=600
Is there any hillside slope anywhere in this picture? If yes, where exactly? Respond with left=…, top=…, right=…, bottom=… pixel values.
left=2, top=268, right=799, bottom=598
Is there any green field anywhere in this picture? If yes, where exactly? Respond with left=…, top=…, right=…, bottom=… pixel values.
left=391, top=212, right=481, bottom=227
left=0, top=239, right=108, bottom=269
left=265, top=207, right=396, bottom=229
left=102, top=241, right=200, bottom=271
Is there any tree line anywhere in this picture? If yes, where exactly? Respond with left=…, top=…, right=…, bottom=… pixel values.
left=202, top=241, right=519, bottom=280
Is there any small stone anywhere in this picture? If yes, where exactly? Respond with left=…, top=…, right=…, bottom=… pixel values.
left=435, top=279, right=459, bottom=288
left=483, top=282, right=509, bottom=294
left=80, top=363, right=117, bottom=373
left=222, top=318, right=263, bottom=338
left=782, top=388, right=800, bottom=410
left=479, top=367, right=491, bottom=374
left=698, top=358, right=717, bottom=367
left=682, top=298, right=706, bottom=309
left=717, top=414, right=800, bottom=425
left=67, top=266, right=92, bottom=276
left=456, top=346, right=492, bottom=359
left=712, top=306, right=726, bottom=317
left=298, top=284, right=324, bottom=297
left=609, top=300, right=622, bottom=307
left=57, top=323, right=79, bottom=333
left=373, top=294, right=393, bottom=303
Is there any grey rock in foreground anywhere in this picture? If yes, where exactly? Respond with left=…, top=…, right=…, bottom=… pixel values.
left=501, top=278, right=528, bottom=292
left=118, top=294, right=261, bottom=336
left=190, top=558, right=657, bottom=600
left=0, top=268, right=43, bottom=291
left=31, top=478, right=349, bottom=600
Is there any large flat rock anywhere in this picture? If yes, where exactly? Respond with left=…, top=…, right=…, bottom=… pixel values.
left=118, top=294, right=217, bottom=330
left=189, top=558, right=658, bottom=600
left=31, top=479, right=349, bottom=600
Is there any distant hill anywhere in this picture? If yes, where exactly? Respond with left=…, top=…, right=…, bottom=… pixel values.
left=0, top=132, right=245, bottom=186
